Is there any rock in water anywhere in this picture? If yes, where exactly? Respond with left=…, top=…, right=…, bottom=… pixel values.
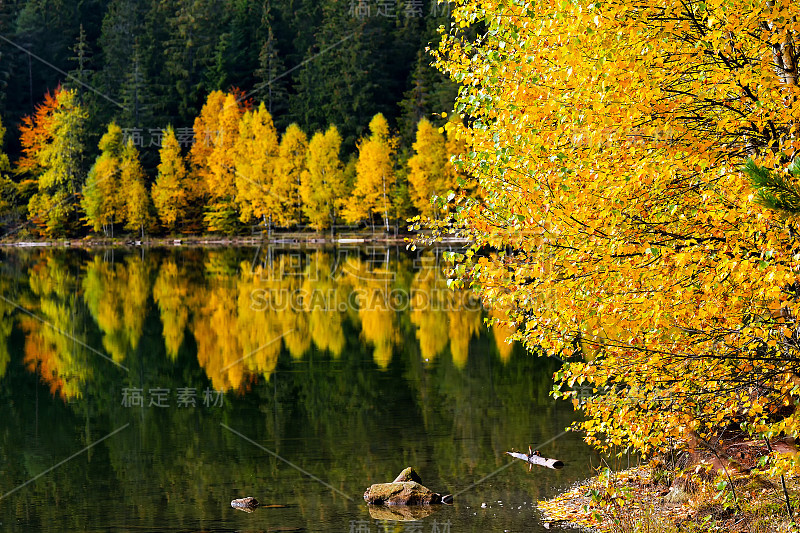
left=364, top=481, right=443, bottom=505
left=231, top=496, right=260, bottom=511
left=365, top=467, right=453, bottom=505
left=392, top=467, right=423, bottom=484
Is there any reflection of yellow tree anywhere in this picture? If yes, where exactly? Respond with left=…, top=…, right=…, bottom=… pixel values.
left=22, top=255, right=92, bottom=399
left=152, top=258, right=189, bottom=359
left=344, top=256, right=398, bottom=369
left=247, top=253, right=310, bottom=359
left=490, top=308, right=516, bottom=363
left=192, top=280, right=243, bottom=391
left=192, top=253, right=290, bottom=391
left=303, top=252, right=344, bottom=357
left=237, top=261, right=283, bottom=376
left=265, top=256, right=310, bottom=359
left=83, top=255, right=151, bottom=363
left=410, top=254, right=449, bottom=362
left=448, top=297, right=482, bottom=369
left=409, top=252, right=483, bottom=368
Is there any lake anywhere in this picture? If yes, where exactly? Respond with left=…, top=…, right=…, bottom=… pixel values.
left=0, top=245, right=597, bottom=532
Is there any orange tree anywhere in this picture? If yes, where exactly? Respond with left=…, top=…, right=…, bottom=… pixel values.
left=431, top=0, right=800, bottom=466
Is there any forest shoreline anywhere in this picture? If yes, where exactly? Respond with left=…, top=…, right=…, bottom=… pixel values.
left=0, top=231, right=470, bottom=248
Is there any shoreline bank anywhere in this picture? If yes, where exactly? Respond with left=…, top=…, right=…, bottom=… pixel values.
left=0, top=233, right=471, bottom=248
left=538, top=465, right=798, bottom=532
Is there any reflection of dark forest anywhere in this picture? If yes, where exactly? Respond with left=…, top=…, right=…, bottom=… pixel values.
left=0, top=247, right=594, bottom=532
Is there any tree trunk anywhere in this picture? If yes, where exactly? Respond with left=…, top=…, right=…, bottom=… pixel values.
left=381, top=173, right=390, bottom=233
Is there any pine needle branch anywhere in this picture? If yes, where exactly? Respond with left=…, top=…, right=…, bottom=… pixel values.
left=745, top=159, right=800, bottom=216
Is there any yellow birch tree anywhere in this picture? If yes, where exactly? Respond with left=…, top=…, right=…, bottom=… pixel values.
left=433, top=0, right=800, bottom=470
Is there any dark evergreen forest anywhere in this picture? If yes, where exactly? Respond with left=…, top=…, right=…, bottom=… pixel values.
left=0, top=0, right=456, bottom=161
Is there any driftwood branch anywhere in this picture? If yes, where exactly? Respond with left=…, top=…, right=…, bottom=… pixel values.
left=506, top=451, right=564, bottom=470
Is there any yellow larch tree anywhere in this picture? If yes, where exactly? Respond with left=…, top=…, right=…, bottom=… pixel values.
left=82, top=122, right=125, bottom=235
left=300, top=125, right=348, bottom=231
left=346, top=113, right=397, bottom=230
left=233, top=103, right=280, bottom=227
left=274, top=123, right=308, bottom=227
left=152, top=126, right=189, bottom=232
left=0, top=114, right=14, bottom=226
left=24, top=88, right=87, bottom=236
left=205, top=92, right=246, bottom=233
left=407, top=118, right=450, bottom=218
left=119, top=139, right=153, bottom=237
left=186, top=91, right=228, bottom=232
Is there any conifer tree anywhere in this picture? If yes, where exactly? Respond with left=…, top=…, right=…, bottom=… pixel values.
left=300, top=125, right=347, bottom=231
left=254, top=2, right=288, bottom=126
left=289, top=0, right=379, bottom=147
left=234, top=102, right=280, bottom=227
left=407, top=117, right=448, bottom=217
left=152, top=126, right=189, bottom=232
left=162, top=0, right=226, bottom=121
left=66, top=24, right=93, bottom=101
left=120, top=139, right=153, bottom=237
left=274, top=123, right=308, bottom=226
left=82, top=122, right=125, bottom=235
left=25, top=88, right=87, bottom=236
left=346, top=113, right=397, bottom=230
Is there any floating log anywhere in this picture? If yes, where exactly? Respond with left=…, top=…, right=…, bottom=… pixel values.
left=506, top=451, right=564, bottom=470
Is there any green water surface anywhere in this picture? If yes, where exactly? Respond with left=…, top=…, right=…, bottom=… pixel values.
left=0, top=245, right=597, bottom=532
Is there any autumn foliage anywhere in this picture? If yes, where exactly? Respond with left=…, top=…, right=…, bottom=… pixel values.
left=434, top=0, right=800, bottom=474
left=21, top=87, right=87, bottom=236
left=7, top=85, right=466, bottom=237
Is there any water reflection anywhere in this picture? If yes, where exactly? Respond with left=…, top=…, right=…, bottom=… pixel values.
left=2, top=246, right=495, bottom=396
left=0, top=246, right=594, bottom=533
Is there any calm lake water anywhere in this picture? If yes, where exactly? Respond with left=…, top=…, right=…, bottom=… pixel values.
left=0, top=245, right=597, bottom=532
